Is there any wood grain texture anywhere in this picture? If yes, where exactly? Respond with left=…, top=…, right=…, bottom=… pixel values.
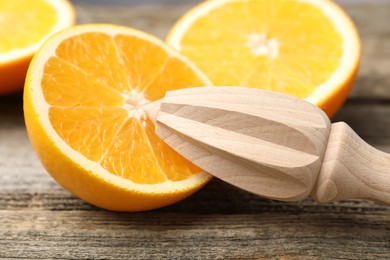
left=1, top=0, right=390, bottom=259
left=313, top=122, right=390, bottom=204
left=148, top=87, right=331, bottom=202
left=0, top=210, right=389, bottom=259
left=148, top=87, right=390, bottom=205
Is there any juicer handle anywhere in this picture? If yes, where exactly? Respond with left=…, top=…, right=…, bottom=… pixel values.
left=312, top=122, right=390, bottom=205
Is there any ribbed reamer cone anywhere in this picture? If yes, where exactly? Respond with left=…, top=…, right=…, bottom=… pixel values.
left=144, top=87, right=331, bottom=202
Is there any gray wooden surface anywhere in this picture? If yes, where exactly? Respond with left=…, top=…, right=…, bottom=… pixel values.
left=1, top=0, right=390, bottom=259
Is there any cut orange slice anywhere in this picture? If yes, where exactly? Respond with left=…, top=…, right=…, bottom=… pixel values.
left=0, top=0, right=75, bottom=94
left=24, top=24, right=212, bottom=211
left=166, top=0, right=361, bottom=117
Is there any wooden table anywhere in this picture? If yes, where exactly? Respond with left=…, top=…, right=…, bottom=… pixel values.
left=1, top=0, right=389, bottom=258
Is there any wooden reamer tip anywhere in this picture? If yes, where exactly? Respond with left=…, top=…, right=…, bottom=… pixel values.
left=143, top=87, right=390, bottom=205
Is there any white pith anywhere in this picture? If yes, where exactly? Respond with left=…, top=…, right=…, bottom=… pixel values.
left=166, top=0, right=361, bottom=106
left=247, top=33, right=279, bottom=59
left=0, top=0, right=74, bottom=64
left=122, top=89, right=149, bottom=120
left=28, top=25, right=212, bottom=194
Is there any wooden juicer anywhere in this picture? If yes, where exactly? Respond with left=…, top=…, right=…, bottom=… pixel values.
left=144, top=87, right=390, bottom=205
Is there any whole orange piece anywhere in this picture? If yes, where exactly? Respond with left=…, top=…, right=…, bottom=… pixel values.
left=166, top=0, right=361, bottom=117
left=0, top=0, right=75, bottom=94
left=24, top=24, right=212, bottom=211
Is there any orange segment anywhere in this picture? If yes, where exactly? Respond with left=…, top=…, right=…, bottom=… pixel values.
left=0, top=0, right=75, bottom=94
left=144, top=119, right=202, bottom=182
left=55, top=32, right=131, bottom=92
left=166, top=0, right=361, bottom=117
left=100, top=118, right=168, bottom=184
left=114, top=34, right=170, bottom=92
left=24, top=24, right=212, bottom=211
left=49, top=107, right=128, bottom=162
left=42, top=57, right=124, bottom=107
left=144, top=56, right=211, bottom=100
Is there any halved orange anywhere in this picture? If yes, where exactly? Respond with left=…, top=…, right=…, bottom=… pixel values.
left=24, top=24, right=212, bottom=211
left=166, top=0, right=361, bottom=117
left=0, top=0, right=75, bottom=94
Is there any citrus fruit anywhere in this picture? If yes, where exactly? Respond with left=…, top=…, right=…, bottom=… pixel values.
left=166, top=0, right=361, bottom=117
left=24, top=24, right=212, bottom=211
left=0, top=0, right=75, bottom=94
